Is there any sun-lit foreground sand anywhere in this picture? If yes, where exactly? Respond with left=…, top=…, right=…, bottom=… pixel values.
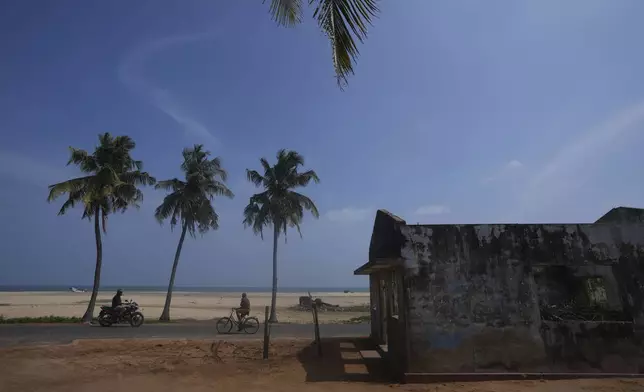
left=0, top=291, right=370, bottom=323
left=2, top=339, right=643, bottom=392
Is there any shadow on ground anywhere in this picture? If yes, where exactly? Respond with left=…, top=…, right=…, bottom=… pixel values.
left=296, top=337, right=391, bottom=383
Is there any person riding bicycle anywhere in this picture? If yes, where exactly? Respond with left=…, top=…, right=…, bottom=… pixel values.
left=236, top=293, right=250, bottom=330
left=112, top=289, right=125, bottom=319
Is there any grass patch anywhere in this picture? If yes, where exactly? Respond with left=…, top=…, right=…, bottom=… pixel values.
left=287, top=303, right=370, bottom=313
left=0, top=315, right=83, bottom=324
left=342, top=315, right=371, bottom=324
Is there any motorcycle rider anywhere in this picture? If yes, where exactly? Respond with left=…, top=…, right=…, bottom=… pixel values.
left=112, top=289, right=125, bottom=320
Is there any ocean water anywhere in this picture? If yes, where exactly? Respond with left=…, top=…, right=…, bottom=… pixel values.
left=0, top=285, right=368, bottom=293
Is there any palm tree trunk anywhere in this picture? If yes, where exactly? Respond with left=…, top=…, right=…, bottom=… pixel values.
left=269, top=223, right=279, bottom=323
left=159, top=222, right=188, bottom=321
left=82, top=209, right=102, bottom=323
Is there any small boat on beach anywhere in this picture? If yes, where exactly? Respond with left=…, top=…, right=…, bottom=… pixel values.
left=69, top=287, right=87, bottom=293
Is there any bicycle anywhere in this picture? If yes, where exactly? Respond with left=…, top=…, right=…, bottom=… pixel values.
left=216, top=308, right=260, bottom=334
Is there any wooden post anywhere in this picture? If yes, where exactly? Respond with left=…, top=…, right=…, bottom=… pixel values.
left=312, top=302, right=322, bottom=356
left=263, top=305, right=270, bottom=359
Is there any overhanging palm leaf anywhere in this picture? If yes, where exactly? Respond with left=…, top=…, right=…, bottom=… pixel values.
left=243, top=149, right=320, bottom=322
left=155, top=144, right=233, bottom=321
left=267, top=0, right=379, bottom=88
left=268, top=0, right=302, bottom=26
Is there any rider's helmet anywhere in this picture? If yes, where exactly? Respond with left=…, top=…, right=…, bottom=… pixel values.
left=242, top=292, right=247, bottom=297
left=117, top=289, right=123, bottom=295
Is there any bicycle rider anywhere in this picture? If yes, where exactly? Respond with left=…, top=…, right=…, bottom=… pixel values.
left=236, top=293, right=250, bottom=330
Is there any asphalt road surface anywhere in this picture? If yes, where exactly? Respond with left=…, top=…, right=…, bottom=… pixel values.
left=0, top=322, right=370, bottom=347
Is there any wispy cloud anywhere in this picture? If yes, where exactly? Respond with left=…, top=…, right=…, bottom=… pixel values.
left=520, top=101, right=644, bottom=216
left=0, top=151, right=74, bottom=188
left=326, top=207, right=371, bottom=223
left=481, top=159, right=524, bottom=184
left=118, top=32, right=221, bottom=148
left=414, top=204, right=451, bottom=215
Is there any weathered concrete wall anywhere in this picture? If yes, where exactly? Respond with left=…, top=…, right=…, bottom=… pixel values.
left=398, top=223, right=644, bottom=373
left=540, top=320, right=640, bottom=372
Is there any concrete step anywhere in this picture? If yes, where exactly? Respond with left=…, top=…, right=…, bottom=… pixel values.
left=359, top=350, right=382, bottom=360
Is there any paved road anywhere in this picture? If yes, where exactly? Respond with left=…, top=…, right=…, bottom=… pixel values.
left=0, top=323, right=370, bottom=347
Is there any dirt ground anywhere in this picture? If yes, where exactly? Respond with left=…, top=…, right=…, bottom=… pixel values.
left=1, top=338, right=643, bottom=392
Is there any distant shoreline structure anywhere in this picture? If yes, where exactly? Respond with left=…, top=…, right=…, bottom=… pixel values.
left=0, top=285, right=369, bottom=293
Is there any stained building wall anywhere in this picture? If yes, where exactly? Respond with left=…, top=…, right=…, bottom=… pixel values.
left=398, top=223, right=644, bottom=373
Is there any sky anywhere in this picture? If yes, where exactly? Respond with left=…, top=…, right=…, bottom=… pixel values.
left=1, top=0, right=644, bottom=288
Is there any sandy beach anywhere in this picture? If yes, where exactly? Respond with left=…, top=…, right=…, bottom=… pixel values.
left=0, top=291, right=370, bottom=323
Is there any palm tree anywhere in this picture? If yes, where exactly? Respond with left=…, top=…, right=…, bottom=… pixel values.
left=155, top=145, right=233, bottom=321
left=266, top=0, right=379, bottom=88
left=47, top=133, right=156, bottom=323
left=243, top=149, right=320, bottom=322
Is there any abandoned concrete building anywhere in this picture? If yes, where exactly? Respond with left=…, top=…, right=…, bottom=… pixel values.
left=355, top=207, right=644, bottom=376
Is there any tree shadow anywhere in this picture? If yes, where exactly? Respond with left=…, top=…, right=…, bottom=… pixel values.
left=295, top=337, right=391, bottom=383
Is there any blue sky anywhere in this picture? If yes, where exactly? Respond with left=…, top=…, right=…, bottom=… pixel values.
left=1, top=1, right=644, bottom=288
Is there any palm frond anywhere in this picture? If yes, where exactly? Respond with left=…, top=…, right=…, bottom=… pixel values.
left=267, top=0, right=303, bottom=26
left=260, top=158, right=272, bottom=173
left=67, top=147, right=99, bottom=173
left=278, top=149, right=304, bottom=167
left=96, top=167, right=122, bottom=187
left=155, top=179, right=186, bottom=192
left=311, top=0, right=379, bottom=88
left=204, top=156, right=228, bottom=181
left=293, top=169, right=320, bottom=187
left=113, top=134, right=136, bottom=151
left=57, top=188, right=86, bottom=216
left=195, top=198, right=219, bottom=235
left=204, top=180, right=234, bottom=199
left=130, top=159, right=143, bottom=171
left=289, top=191, right=320, bottom=218
left=155, top=191, right=183, bottom=225
left=246, top=169, right=265, bottom=187
left=47, top=176, right=93, bottom=202
left=120, top=170, right=156, bottom=187
left=243, top=192, right=272, bottom=239
left=112, top=184, right=144, bottom=211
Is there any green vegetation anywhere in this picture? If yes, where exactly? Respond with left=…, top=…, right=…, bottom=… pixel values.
left=155, top=145, right=233, bottom=321
left=243, top=150, right=320, bottom=322
left=344, top=315, right=371, bottom=324
left=47, top=133, right=156, bottom=323
left=289, top=303, right=370, bottom=312
left=265, top=0, right=379, bottom=88
left=48, top=138, right=320, bottom=322
left=0, top=315, right=83, bottom=324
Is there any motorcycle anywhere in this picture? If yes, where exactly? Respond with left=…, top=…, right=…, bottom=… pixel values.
left=98, top=300, right=145, bottom=327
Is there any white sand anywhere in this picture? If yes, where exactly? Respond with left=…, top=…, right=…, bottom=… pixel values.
left=0, top=291, right=370, bottom=323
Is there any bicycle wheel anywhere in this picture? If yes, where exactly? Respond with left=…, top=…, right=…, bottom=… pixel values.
left=242, top=317, right=260, bottom=334
left=216, top=317, right=234, bottom=334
